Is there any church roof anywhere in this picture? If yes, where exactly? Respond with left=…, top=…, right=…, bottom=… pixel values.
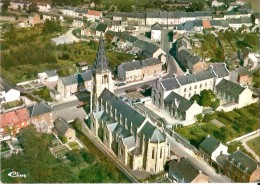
left=94, top=33, right=108, bottom=72
left=139, top=122, right=165, bottom=143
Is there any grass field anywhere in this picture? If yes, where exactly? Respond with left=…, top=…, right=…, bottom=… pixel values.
left=246, top=136, right=260, bottom=156
left=176, top=103, right=260, bottom=147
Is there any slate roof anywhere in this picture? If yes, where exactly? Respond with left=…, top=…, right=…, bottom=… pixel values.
left=100, top=89, right=146, bottom=129
left=130, top=147, right=142, bottom=156
left=160, top=78, right=180, bottom=91
left=61, top=75, right=78, bottom=86
left=142, top=58, right=162, bottom=67
left=151, top=22, right=162, bottom=30
left=215, top=79, right=245, bottom=97
left=77, top=71, right=92, bottom=82
left=114, top=12, right=145, bottom=19
left=45, top=70, right=58, bottom=77
left=28, top=102, right=53, bottom=118
left=113, top=124, right=131, bottom=138
left=123, top=135, right=136, bottom=149
left=212, top=63, right=230, bottom=77
left=235, top=67, right=252, bottom=77
left=138, top=122, right=165, bottom=143
left=134, top=39, right=160, bottom=55
left=54, top=117, right=73, bottom=135
left=177, top=70, right=215, bottom=85
left=120, top=60, right=142, bottom=71
left=199, top=136, right=221, bottom=155
left=164, top=91, right=193, bottom=112
left=228, top=150, right=258, bottom=174
left=169, top=157, right=204, bottom=183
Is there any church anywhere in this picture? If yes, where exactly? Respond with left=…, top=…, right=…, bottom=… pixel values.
left=88, top=34, right=170, bottom=173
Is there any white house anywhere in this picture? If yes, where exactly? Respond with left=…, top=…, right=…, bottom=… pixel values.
left=37, top=2, right=51, bottom=12
left=151, top=22, right=162, bottom=43
left=61, top=6, right=76, bottom=17
left=72, top=18, right=84, bottom=27
left=37, top=70, right=59, bottom=82
left=86, top=10, right=102, bottom=22
left=0, top=83, right=20, bottom=103
left=211, top=0, right=224, bottom=7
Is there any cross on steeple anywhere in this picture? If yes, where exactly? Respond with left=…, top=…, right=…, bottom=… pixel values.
left=94, top=33, right=108, bottom=72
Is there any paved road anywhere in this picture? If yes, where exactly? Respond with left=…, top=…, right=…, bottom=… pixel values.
left=166, top=133, right=231, bottom=183
left=240, top=131, right=260, bottom=161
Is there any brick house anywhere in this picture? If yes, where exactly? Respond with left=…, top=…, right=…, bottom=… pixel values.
left=230, top=67, right=253, bottom=85
left=224, top=150, right=260, bottom=182
left=0, top=108, right=31, bottom=141
left=168, top=157, right=209, bottom=183
left=28, top=102, right=54, bottom=133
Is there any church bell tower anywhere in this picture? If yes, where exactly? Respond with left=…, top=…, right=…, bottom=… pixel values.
left=91, top=33, right=113, bottom=112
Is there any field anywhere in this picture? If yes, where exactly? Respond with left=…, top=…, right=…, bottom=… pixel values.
left=176, top=103, right=260, bottom=147
left=1, top=24, right=134, bottom=85
left=246, top=136, right=260, bottom=156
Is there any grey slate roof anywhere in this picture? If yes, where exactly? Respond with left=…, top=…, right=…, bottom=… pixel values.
left=151, top=22, right=162, bottom=30
left=138, top=122, right=165, bottom=143
left=177, top=70, right=215, bottom=85
left=54, top=117, right=73, bottom=135
left=235, top=67, right=252, bottom=77
left=28, top=102, right=53, bottom=118
left=199, top=136, right=221, bottom=155
left=113, top=124, right=131, bottom=138
left=130, top=147, right=142, bottom=156
left=100, top=89, right=146, bottom=129
left=215, top=79, right=245, bottom=97
left=120, top=60, right=142, bottom=71
left=123, top=135, right=136, bottom=149
left=134, top=39, right=160, bottom=55
left=45, top=70, right=58, bottom=77
left=160, top=78, right=180, bottom=91
left=142, top=58, right=162, bottom=67
left=164, top=91, right=193, bottom=112
left=228, top=150, right=258, bottom=174
left=169, top=157, right=204, bottom=183
left=77, top=71, right=92, bottom=82
left=61, top=75, right=78, bottom=86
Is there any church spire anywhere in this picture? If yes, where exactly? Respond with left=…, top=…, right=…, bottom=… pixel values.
left=94, top=33, right=108, bottom=72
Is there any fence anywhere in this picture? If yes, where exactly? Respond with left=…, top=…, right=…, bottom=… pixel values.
left=227, top=129, right=260, bottom=144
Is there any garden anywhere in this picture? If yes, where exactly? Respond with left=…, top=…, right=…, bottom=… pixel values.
left=246, top=136, right=260, bottom=156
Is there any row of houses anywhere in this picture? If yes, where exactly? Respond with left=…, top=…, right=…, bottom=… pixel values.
left=117, top=58, right=163, bottom=82
left=61, top=7, right=102, bottom=22
left=151, top=63, right=254, bottom=124
left=198, top=135, right=260, bottom=182
left=0, top=102, right=54, bottom=141
left=112, top=9, right=251, bottom=26
left=2, top=0, right=51, bottom=12
left=175, top=16, right=253, bottom=33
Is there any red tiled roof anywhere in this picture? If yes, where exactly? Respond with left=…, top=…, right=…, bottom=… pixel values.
left=0, top=108, right=30, bottom=128
left=202, top=20, right=212, bottom=29
left=87, top=10, right=101, bottom=16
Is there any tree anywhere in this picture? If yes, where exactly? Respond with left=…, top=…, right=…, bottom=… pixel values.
left=190, top=94, right=200, bottom=104
left=73, top=118, right=82, bottom=132
left=42, top=19, right=62, bottom=34
left=1, top=0, right=10, bottom=14
left=202, top=113, right=216, bottom=122
left=27, top=3, right=38, bottom=13
left=66, top=150, right=83, bottom=168
left=196, top=114, right=203, bottom=123
left=80, top=150, right=96, bottom=164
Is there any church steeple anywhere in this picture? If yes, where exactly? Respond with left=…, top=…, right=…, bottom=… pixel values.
left=94, top=33, right=108, bottom=72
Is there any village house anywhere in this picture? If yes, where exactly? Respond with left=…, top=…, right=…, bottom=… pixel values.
left=74, top=8, right=87, bottom=18
left=37, top=70, right=59, bottom=83
left=163, top=91, right=203, bottom=124
left=199, top=135, right=229, bottom=170
left=151, top=22, right=162, bottom=43
left=224, top=150, right=260, bottom=182
left=72, top=17, right=84, bottom=27
left=117, top=58, right=162, bottom=82
left=53, top=117, right=76, bottom=143
left=214, top=78, right=253, bottom=109
left=28, top=12, right=41, bottom=26
left=36, top=2, right=51, bottom=12
left=0, top=107, right=31, bottom=141
left=0, top=84, right=20, bottom=104
left=211, top=0, right=225, bottom=7
left=57, top=71, right=92, bottom=98
left=61, top=6, right=76, bottom=17
left=28, top=102, right=54, bottom=133
left=230, top=67, right=253, bottom=85
left=86, top=10, right=102, bottom=22
left=105, top=20, right=125, bottom=33
left=168, top=157, right=209, bottom=183
left=112, top=12, right=146, bottom=25
left=76, top=61, right=89, bottom=72
left=9, top=0, right=31, bottom=10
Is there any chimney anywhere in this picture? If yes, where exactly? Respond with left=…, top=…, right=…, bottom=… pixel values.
left=198, top=170, right=202, bottom=174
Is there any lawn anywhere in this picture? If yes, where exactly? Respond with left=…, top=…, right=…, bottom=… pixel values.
left=246, top=136, right=260, bottom=156
left=176, top=103, right=260, bottom=147
left=68, top=141, right=82, bottom=150
left=1, top=141, right=10, bottom=152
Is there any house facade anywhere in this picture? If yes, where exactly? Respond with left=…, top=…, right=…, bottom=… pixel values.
left=117, top=58, right=162, bottom=82
left=86, top=10, right=102, bottom=22
left=230, top=67, right=253, bottom=85
left=37, top=70, right=59, bottom=83
left=54, top=117, right=76, bottom=143
left=151, top=23, right=162, bottom=43
left=224, top=150, right=260, bottom=182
